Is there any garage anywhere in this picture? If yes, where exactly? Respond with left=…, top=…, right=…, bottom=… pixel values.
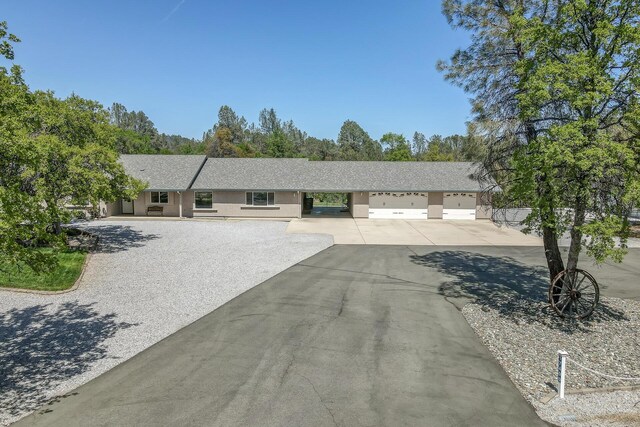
left=368, top=192, right=428, bottom=219
left=443, top=192, right=476, bottom=220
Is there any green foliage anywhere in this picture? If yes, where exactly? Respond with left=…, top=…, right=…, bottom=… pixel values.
left=301, top=137, right=339, bottom=160
left=0, top=249, right=86, bottom=291
left=381, top=133, right=413, bottom=161
left=0, top=22, right=144, bottom=273
left=266, top=129, right=297, bottom=158
left=337, top=120, right=383, bottom=160
left=441, top=0, right=640, bottom=272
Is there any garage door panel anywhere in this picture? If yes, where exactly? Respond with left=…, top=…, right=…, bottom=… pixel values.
left=368, top=192, right=429, bottom=219
left=442, top=209, right=476, bottom=220
left=369, top=208, right=428, bottom=219
left=443, top=193, right=476, bottom=220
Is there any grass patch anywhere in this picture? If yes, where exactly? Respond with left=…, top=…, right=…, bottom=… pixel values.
left=0, top=249, right=87, bottom=291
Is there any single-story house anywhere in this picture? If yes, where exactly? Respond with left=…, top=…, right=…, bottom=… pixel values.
left=105, top=155, right=492, bottom=220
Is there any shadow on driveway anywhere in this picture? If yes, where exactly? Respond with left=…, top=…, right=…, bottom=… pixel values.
left=80, top=224, right=161, bottom=254
left=410, top=251, right=628, bottom=331
left=0, top=302, right=136, bottom=419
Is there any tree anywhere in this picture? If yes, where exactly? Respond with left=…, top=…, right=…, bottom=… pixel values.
left=337, top=120, right=383, bottom=160
left=302, top=137, right=339, bottom=160
left=412, top=132, right=428, bottom=158
left=419, top=135, right=454, bottom=161
left=0, top=21, right=19, bottom=64
left=0, top=23, right=143, bottom=273
left=381, top=133, right=413, bottom=161
left=205, top=105, right=248, bottom=157
left=259, top=108, right=281, bottom=135
left=282, top=119, right=307, bottom=153
left=266, top=129, right=296, bottom=158
left=440, top=0, right=640, bottom=280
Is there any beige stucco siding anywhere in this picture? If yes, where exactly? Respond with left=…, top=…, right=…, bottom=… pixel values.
left=104, top=200, right=121, bottom=217
left=192, top=191, right=301, bottom=218
left=181, top=191, right=194, bottom=218
left=476, top=192, right=492, bottom=220
left=350, top=192, right=369, bottom=218
left=428, top=192, right=444, bottom=219
left=132, top=191, right=181, bottom=217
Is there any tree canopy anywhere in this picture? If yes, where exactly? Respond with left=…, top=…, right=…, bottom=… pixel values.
left=440, top=0, right=640, bottom=278
left=0, top=22, right=143, bottom=273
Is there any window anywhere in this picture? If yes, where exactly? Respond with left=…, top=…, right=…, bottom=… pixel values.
left=150, top=191, right=169, bottom=204
left=194, top=192, right=213, bottom=209
left=245, top=192, right=275, bottom=206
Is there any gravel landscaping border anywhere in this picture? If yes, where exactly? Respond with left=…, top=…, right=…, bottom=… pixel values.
left=463, top=296, right=640, bottom=426
left=0, top=220, right=333, bottom=426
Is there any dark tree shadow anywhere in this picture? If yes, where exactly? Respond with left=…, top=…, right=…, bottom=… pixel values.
left=0, top=302, right=137, bottom=418
left=76, top=225, right=161, bottom=254
left=410, top=251, right=628, bottom=332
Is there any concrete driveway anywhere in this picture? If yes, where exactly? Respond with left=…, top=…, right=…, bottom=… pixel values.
left=16, top=245, right=560, bottom=427
left=287, top=218, right=542, bottom=245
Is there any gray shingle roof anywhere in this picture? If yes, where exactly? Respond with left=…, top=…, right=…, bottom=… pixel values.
left=120, top=155, right=207, bottom=191
left=305, top=161, right=483, bottom=192
left=191, top=158, right=309, bottom=191
left=191, top=158, right=483, bottom=192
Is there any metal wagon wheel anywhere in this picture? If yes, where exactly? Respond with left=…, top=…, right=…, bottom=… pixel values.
left=548, top=269, right=600, bottom=319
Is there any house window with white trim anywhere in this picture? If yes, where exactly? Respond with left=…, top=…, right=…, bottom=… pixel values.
left=150, top=191, right=169, bottom=204
left=194, top=191, right=213, bottom=209
left=245, top=192, right=275, bottom=206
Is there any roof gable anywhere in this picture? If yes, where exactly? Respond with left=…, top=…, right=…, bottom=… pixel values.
left=120, top=155, right=207, bottom=191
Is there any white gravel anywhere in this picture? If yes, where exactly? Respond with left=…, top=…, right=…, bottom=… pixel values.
left=0, top=219, right=333, bottom=426
left=463, top=296, right=640, bottom=426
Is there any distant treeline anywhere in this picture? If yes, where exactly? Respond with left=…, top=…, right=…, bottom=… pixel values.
left=110, top=103, right=484, bottom=162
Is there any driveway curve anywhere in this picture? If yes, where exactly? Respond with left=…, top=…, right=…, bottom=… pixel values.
left=15, top=245, right=548, bottom=427
left=0, top=220, right=332, bottom=426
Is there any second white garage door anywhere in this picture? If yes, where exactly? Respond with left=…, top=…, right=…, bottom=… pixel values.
left=368, top=192, right=428, bottom=219
left=443, top=193, right=476, bottom=220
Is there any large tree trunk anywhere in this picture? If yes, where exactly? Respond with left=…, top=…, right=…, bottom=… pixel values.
left=542, top=225, right=565, bottom=280
left=566, top=196, right=586, bottom=272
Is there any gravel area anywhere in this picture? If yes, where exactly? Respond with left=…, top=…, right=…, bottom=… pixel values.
left=463, top=295, right=640, bottom=426
left=0, top=220, right=332, bottom=426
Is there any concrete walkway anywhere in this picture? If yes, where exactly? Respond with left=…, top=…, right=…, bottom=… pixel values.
left=16, top=246, right=550, bottom=427
left=287, top=218, right=542, bottom=246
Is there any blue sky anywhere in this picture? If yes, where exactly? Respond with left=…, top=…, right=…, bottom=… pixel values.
left=3, top=1, right=472, bottom=141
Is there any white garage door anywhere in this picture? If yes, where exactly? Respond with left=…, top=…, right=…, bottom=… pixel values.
left=443, top=193, right=476, bottom=220
left=368, top=192, right=428, bottom=219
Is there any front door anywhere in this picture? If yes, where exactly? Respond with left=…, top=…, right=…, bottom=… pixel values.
left=122, top=199, right=134, bottom=214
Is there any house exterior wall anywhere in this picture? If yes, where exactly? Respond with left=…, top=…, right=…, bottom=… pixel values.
left=180, top=191, right=194, bottom=218
left=428, top=192, right=444, bottom=219
left=133, top=191, right=181, bottom=217
left=104, top=200, right=121, bottom=217
left=350, top=192, right=369, bottom=218
left=476, top=192, right=492, bottom=220
left=192, top=191, right=301, bottom=218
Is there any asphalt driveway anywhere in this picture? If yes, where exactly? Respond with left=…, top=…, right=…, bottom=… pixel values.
left=0, top=220, right=332, bottom=426
left=24, top=245, right=627, bottom=426
left=287, top=218, right=543, bottom=245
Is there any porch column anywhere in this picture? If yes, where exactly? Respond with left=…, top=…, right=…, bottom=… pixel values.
left=178, top=191, right=183, bottom=218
